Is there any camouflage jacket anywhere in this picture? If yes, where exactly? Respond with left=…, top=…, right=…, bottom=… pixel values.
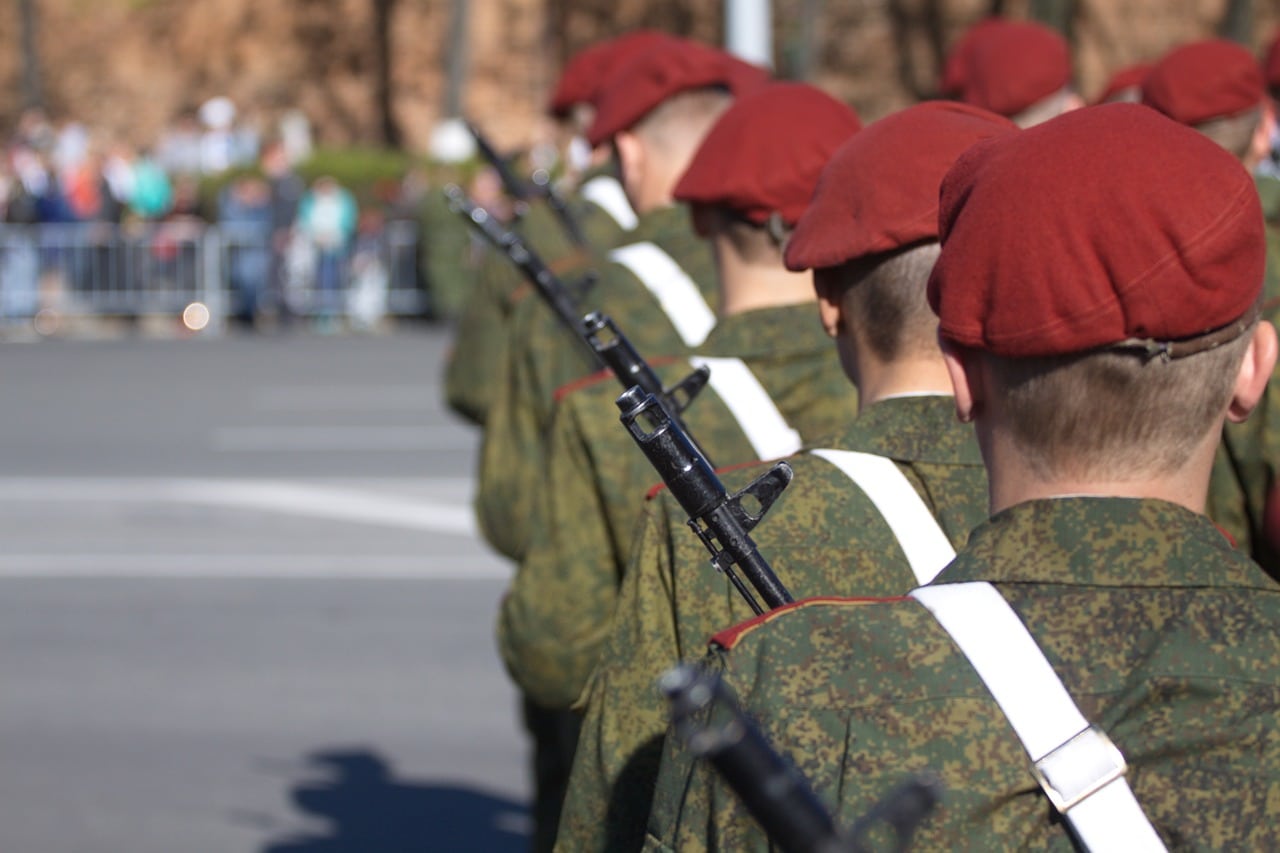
left=555, top=395, right=987, bottom=852
left=443, top=173, right=637, bottom=427
left=475, top=204, right=717, bottom=561
left=497, top=303, right=857, bottom=710
left=646, top=497, right=1280, bottom=851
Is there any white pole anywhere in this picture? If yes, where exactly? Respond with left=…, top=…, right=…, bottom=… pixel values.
left=725, top=0, right=774, bottom=69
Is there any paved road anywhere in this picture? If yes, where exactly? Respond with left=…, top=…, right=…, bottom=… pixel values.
left=0, top=327, right=529, bottom=853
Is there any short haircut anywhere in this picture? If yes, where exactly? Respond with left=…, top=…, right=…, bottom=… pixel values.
left=841, top=241, right=943, bottom=362
left=985, top=325, right=1254, bottom=480
left=698, top=206, right=787, bottom=265
left=632, top=87, right=734, bottom=155
left=1195, top=105, right=1263, bottom=161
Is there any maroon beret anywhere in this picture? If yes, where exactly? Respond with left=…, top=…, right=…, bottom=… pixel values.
left=940, top=18, right=1006, bottom=98
left=1266, top=33, right=1280, bottom=92
left=785, top=102, right=1017, bottom=271
left=962, top=21, right=1072, bottom=117
left=927, top=103, right=1263, bottom=358
left=1092, top=62, right=1152, bottom=105
left=548, top=31, right=675, bottom=118
left=673, top=83, right=861, bottom=226
left=1141, top=40, right=1265, bottom=125
left=586, top=39, right=769, bottom=147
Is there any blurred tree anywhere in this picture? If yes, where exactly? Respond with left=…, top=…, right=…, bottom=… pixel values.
left=20, top=0, right=44, bottom=109
left=373, top=0, right=402, bottom=146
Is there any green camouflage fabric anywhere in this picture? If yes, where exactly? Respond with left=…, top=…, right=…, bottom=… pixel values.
left=443, top=175, right=634, bottom=427
left=497, top=302, right=857, bottom=712
left=475, top=204, right=716, bottom=561
left=645, top=497, right=1280, bottom=851
left=1205, top=175, right=1280, bottom=574
left=418, top=188, right=477, bottom=322
left=554, top=395, right=987, bottom=852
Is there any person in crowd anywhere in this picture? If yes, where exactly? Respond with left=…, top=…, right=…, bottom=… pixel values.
left=950, top=18, right=1082, bottom=127
left=295, top=175, right=358, bottom=328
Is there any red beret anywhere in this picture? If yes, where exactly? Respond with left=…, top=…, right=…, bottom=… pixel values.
left=1092, top=62, right=1152, bottom=105
left=927, top=103, right=1263, bottom=358
left=962, top=21, right=1072, bottom=117
left=586, top=39, right=770, bottom=147
left=1266, top=33, right=1280, bottom=92
left=940, top=18, right=1006, bottom=98
left=785, top=102, right=1017, bottom=271
left=1141, top=40, right=1265, bottom=125
left=673, top=83, right=861, bottom=226
left=548, top=31, right=676, bottom=118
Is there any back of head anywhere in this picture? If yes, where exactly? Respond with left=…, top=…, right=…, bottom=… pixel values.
left=786, top=102, right=1017, bottom=362
left=1141, top=39, right=1267, bottom=161
left=960, top=20, right=1074, bottom=125
left=929, top=104, right=1264, bottom=479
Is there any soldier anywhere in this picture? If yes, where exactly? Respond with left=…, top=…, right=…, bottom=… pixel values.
left=475, top=36, right=768, bottom=563
left=555, top=101, right=1012, bottom=853
left=646, top=103, right=1280, bottom=850
left=953, top=19, right=1082, bottom=127
left=479, top=38, right=768, bottom=852
left=442, top=32, right=666, bottom=427
left=497, top=83, right=861, bottom=719
left=1140, top=39, right=1280, bottom=573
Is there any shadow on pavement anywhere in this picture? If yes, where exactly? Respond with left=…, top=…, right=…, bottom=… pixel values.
left=259, top=747, right=529, bottom=853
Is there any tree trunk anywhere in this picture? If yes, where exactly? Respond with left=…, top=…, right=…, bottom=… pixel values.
left=372, top=0, right=402, bottom=147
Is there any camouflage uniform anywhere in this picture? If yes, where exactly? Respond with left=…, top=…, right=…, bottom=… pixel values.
left=1207, top=175, right=1280, bottom=575
left=646, top=497, right=1280, bottom=850
left=475, top=204, right=716, bottom=561
left=555, top=395, right=987, bottom=852
left=443, top=173, right=635, bottom=427
left=498, top=302, right=857, bottom=711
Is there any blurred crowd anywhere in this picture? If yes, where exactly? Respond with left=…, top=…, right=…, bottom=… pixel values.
left=0, top=97, right=426, bottom=332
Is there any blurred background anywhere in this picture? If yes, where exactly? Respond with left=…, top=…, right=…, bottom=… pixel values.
left=0, top=2, right=1274, bottom=852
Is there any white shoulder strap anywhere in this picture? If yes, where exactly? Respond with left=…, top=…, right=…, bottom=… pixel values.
left=580, top=175, right=638, bottom=231
left=608, top=242, right=715, bottom=347
left=690, top=356, right=802, bottom=460
left=809, top=449, right=954, bottom=584
left=909, top=581, right=1167, bottom=853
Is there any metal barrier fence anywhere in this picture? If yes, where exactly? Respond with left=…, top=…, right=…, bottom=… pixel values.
left=0, top=220, right=426, bottom=335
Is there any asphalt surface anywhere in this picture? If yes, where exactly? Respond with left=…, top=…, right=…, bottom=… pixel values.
left=0, top=325, right=529, bottom=853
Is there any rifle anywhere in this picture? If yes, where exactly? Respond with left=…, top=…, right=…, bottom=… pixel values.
left=582, top=312, right=713, bottom=466
left=616, top=386, right=794, bottom=614
left=444, top=183, right=595, bottom=354
left=662, top=664, right=942, bottom=853
left=464, top=119, right=587, bottom=247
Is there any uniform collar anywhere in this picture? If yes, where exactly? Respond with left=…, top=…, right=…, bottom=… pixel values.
left=819, top=395, right=982, bottom=465
left=695, top=302, right=827, bottom=361
left=936, top=496, right=1274, bottom=590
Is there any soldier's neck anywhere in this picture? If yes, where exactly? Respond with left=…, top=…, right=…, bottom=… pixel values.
left=715, top=247, right=816, bottom=318
left=979, top=421, right=1218, bottom=516
left=854, top=357, right=954, bottom=414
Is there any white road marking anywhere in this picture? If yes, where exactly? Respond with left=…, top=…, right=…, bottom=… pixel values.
left=252, top=385, right=437, bottom=412
left=0, top=554, right=510, bottom=580
left=0, top=477, right=478, bottom=536
left=210, top=426, right=475, bottom=452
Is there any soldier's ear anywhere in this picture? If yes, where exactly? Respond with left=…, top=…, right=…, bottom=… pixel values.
left=940, top=336, right=979, bottom=424
left=1226, top=320, right=1278, bottom=423
left=812, top=267, right=843, bottom=339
